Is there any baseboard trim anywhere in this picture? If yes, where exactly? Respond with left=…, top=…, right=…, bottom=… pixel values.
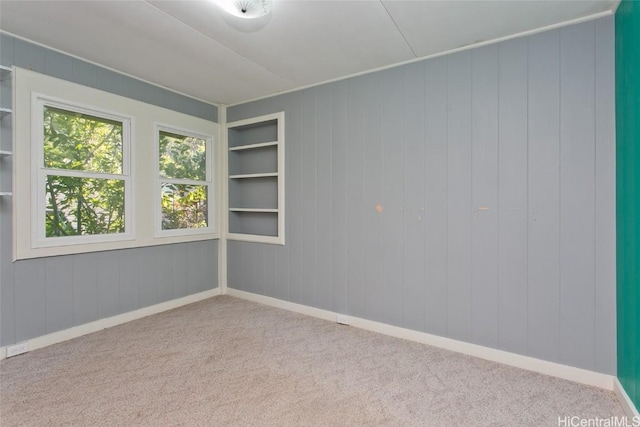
left=226, top=288, right=615, bottom=391
left=614, top=378, right=640, bottom=419
left=1, top=287, right=221, bottom=360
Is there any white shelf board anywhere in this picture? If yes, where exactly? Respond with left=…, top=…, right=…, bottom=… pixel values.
left=229, top=172, right=278, bottom=179
left=227, top=232, right=284, bottom=245
left=229, top=208, right=278, bottom=213
left=0, top=65, right=11, bottom=81
left=229, top=141, right=278, bottom=151
left=0, top=150, right=12, bottom=158
left=0, top=108, right=12, bottom=119
left=0, top=192, right=12, bottom=196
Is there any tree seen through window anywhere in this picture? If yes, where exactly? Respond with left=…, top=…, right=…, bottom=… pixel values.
left=159, top=130, right=209, bottom=230
left=43, top=106, right=126, bottom=237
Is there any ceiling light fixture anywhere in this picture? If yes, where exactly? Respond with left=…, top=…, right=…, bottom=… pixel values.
left=219, top=0, right=272, bottom=20
left=217, top=0, right=273, bottom=32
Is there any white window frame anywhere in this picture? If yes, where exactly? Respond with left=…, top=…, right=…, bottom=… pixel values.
left=14, top=68, right=219, bottom=260
left=31, top=93, right=135, bottom=248
left=154, top=123, right=216, bottom=238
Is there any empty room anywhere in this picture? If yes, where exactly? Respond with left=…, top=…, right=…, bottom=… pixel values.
left=0, top=0, right=638, bottom=425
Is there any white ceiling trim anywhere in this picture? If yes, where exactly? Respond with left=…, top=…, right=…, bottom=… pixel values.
left=227, top=8, right=615, bottom=107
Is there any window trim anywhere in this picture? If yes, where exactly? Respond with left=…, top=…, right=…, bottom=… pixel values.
left=31, top=93, right=135, bottom=248
left=13, top=67, right=219, bottom=261
left=154, top=122, right=216, bottom=238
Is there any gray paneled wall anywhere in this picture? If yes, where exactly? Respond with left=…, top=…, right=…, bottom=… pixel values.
left=227, top=17, right=616, bottom=374
left=0, top=34, right=219, bottom=346
left=6, top=242, right=218, bottom=344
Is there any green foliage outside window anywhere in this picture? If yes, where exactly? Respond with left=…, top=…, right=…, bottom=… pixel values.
left=159, top=131, right=206, bottom=180
left=160, top=183, right=208, bottom=230
left=43, top=106, right=125, bottom=237
left=44, top=106, right=123, bottom=174
left=41, top=107, right=210, bottom=237
left=45, top=176, right=124, bottom=237
left=159, top=131, right=208, bottom=230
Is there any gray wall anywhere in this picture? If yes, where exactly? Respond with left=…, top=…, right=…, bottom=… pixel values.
left=0, top=33, right=219, bottom=346
left=227, top=17, right=616, bottom=374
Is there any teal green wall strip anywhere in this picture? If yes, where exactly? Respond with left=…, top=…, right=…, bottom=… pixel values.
left=616, top=0, right=640, bottom=410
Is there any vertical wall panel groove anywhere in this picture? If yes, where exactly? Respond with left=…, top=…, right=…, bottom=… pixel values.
left=363, top=73, right=384, bottom=321
left=98, top=252, right=120, bottom=320
left=139, top=248, right=159, bottom=308
left=72, top=253, right=99, bottom=327
left=315, top=86, right=332, bottom=311
left=381, top=68, right=404, bottom=327
left=301, top=88, right=317, bottom=307
left=497, top=38, right=529, bottom=355
left=287, top=91, right=304, bottom=304
left=156, top=245, right=174, bottom=303
left=559, top=21, right=597, bottom=370
left=423, top=57, right=448, bottom=337
left=402, top=63, right=426, bottom=331
left=14, top=260, right=45, bottom=342
left=330, top=80, right=348, bottom=315
left=263, top=244, right=277, bottom=299
left=446, top=51, right=473, bottom=342
left=527, top=29, right=562, bottom=364
left=346, top=78, right=367, bottom=318
left=45, top=256, right=73, bottom=333
left=594, top=16, right=616, bottom=375
left=471, top=45, right=500, bottom=348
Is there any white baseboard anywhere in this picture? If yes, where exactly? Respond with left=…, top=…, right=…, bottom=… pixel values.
left=226, top=288, right=338, bottom=322
left=614, top=378, right=640, bottom=419
left=2, top=285, right=623, bottom=400
left=1, top=287, right=221, bottom=360
left=226, top=288, right=615, bottom=391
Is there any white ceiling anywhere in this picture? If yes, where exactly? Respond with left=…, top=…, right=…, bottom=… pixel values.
left=0, top=0, right=619, bottom=106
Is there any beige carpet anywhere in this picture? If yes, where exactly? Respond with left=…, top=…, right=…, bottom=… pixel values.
left=0, top=296, right=625, bottom=426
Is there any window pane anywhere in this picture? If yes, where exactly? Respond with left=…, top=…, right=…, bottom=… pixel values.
left=43, top=106, right=123, bottom=174
left=161, top=183, right=208, bottom=230
left=159, top=131, right=206, bottom=181
left=45, top=176, right=125, bottom=237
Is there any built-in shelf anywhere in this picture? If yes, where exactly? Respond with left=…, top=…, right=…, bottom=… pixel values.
left=0, top=67, right=12, bottom=201
left=229, top=172, right=278, bottom=179
left=0, top=65, right=11, bottom=81
left=229, top=141, right=278, bottom=151
left=227, top=111, right=285, bottom=245
left=229, top=208, right=278, bottom=213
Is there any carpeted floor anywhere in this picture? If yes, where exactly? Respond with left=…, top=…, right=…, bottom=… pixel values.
left=0, top=295, right=625, bottom=426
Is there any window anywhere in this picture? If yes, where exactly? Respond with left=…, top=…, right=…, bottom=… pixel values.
left=33, top=97, right=133, bottom=247
left=156, top=125, right=214, bottom=236
left=14, top=68, right=219, bottom=260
